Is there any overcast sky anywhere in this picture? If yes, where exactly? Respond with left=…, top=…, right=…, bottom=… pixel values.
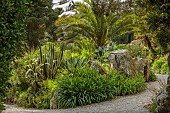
left=52, top=0, right=84, bottom=10
left=52, top=0, right=125, bottom=17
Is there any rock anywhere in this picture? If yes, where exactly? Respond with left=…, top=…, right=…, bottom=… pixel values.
left=88, top=61, right=107, bottom=75
left=156, top=86, right=170, bottom=113
left=155, top=54, right=170, bottom=112
left=50, top=91, right=58, bottom=109
left=108, top=49, right=150, bottom=81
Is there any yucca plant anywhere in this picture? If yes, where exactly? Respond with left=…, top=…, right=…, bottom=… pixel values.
left=25, top=43, right=64, bottom=81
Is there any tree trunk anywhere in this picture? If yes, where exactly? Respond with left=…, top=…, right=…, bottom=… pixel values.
left=144, top=35, right=156, bottom=55
left=167, top=53, right=170, bottom=97
left=166, top=53, right=170, bottom=112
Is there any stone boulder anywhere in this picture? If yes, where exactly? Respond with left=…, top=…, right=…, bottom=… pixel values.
left=50, top=91, right=58, bottom=109
left=156, top=76, right=170, bottom=113
left=88, top=61, right=107, bottom=75
left=108, top=49, right=150, bottom=81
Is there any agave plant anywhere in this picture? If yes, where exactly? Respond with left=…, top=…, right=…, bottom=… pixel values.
left=63, top=56, right=88, bottom=73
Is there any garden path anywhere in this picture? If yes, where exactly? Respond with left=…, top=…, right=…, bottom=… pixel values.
left=2, top=74, right=168, bottom=113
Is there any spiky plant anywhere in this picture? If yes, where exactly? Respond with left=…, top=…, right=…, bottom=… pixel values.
left=25, top=43, right=64, bottom=83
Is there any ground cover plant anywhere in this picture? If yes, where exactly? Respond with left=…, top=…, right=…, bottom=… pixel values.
left=57, top=68, right=146, bottom=108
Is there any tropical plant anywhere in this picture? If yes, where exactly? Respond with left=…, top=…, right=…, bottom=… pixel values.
left=55, top=0, right=133, bottom=48
left=63, top=56, right=88, bottom=73
left=25, top=43, right=64, bottom=81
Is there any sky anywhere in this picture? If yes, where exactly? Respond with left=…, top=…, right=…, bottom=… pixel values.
left=52, top=0, right=84, bottom=17
left=53, top=0, right=81, bottom=10
left=52, top=0, right=125, bottom=17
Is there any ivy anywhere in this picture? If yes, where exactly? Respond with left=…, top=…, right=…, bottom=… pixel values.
left=0, top=0, right=30, bottom=100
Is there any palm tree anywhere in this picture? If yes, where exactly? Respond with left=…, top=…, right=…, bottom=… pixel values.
left=55, top=0, right=133, bottom=48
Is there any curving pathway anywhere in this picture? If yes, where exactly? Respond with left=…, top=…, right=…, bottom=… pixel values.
left=2, top=74, right=168, bottom=113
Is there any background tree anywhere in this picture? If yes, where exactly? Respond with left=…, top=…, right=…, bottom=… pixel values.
left=26, top=0, right=60, bottom=50
left=0, top=0, right=30, bottom=109
left=55, top=0, right=134, bottom=48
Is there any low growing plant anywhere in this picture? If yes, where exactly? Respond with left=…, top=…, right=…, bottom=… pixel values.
left=17, top=79, right=58, bottom=109
left=56, top=68, right=146, bottom=108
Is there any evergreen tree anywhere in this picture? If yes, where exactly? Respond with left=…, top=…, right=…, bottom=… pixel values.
left=26, top=0, right=60, bottom=49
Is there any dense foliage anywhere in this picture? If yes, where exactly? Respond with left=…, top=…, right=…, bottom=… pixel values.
left=152, top=55, right=169, bottom=75
left=57, top=68, right=146, bottom=108
left=0, top=0, right=30, bottom=108
left=2, top=0, right=170, bottom=111
left=26, top=0, right=60, bottom=49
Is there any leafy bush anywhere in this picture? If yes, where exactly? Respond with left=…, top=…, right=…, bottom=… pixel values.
left=113, top=44, right=126, bottom=50
left=7, top=42, right=62, bottom=109
left=17, top=79, right=57, bottom=109
left=7, top=42, right=62, bottom=103
left=57, top=71, right=113, bottom=108
left=150, top=71, right=157, bottom=81
left=113, top=43, right=148, bottom=58
left=73, top=37, right=96, bottom=58
left=18, top=91, right=34, bottom=108
left=152, top=55, right=169, bottom=74
left=57, top=68, right=146, bottom=108
left=108, top=70, right=146, bottom=96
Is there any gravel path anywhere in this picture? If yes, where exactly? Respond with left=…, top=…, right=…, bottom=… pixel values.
left=2, top=74, right=168, bottom=113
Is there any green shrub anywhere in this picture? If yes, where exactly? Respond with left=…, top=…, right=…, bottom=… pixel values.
left=126, top=44, right=148, bottom=58
left=161, top=62, right=169, bottom=75
left=152, top=55, right=169, bottom=74
left=57, top=67, right=114, bottom=108
left=18, top=91, right=34, bottom=108
left=7, top=42, right=62, bottom=107
left=0, top=102, right=5, bottom=112
left=108, top=70, right=146, bottom=96
left=150, top=71, right=157, bottom=81
left=57, top=68, right=146, bottom=108
left=113, top=44, right=148, bottom=58
left=17, top=79, right=58, bottom=109
left=113, top=44, right=126, bottom=50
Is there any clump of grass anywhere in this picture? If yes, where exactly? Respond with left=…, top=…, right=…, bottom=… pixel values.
left=57, top=68, right=146, bottom=108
